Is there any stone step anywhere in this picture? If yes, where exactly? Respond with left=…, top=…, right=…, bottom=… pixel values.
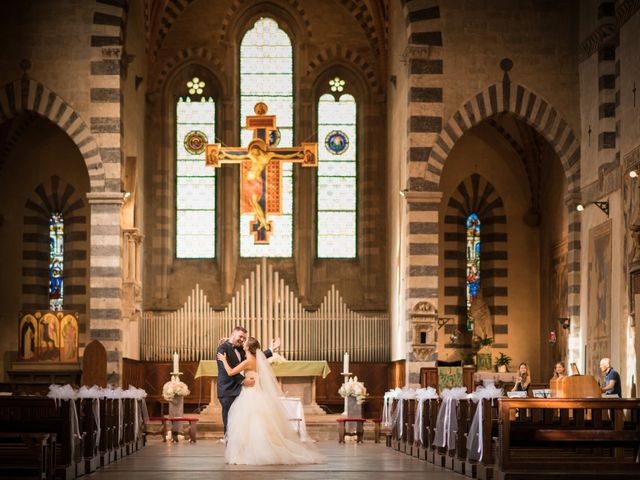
left=146, top=417, right=388, bottom=442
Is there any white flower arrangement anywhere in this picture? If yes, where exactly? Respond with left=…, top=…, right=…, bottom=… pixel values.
left=338, top=376, right=369, bottom=405
left=267, top=352, right=288, bottom=365
left=162, top=378, right=190, bottom=402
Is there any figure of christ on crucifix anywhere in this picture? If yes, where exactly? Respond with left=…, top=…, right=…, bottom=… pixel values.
left=205, top=102, right=318, bottom=244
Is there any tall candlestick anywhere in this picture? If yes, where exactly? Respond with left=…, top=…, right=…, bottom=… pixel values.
left=343, top=352, right=349, bottom=374
left=173, top=352, right=179, bottom=373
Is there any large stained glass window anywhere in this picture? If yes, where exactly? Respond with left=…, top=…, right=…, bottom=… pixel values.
left=176, top=77, right=216, bottom=259
left=49, top=212, right=64, bottom=311
left=317, top=79, right=357, bottom=258
left=240, top=17, right=293, bottom=257
left=466, top=213, right=480, bottom=330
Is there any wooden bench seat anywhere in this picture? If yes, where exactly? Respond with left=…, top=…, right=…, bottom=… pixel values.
left=0, top=432, right=56, bottom=480
left=147, top=417, right=199, bottom=443
left=336, top=418, right=366, bottom=443
left=496, top=398, right=640, bottom=479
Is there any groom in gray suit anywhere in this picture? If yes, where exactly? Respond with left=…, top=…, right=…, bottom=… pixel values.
left=216, top=326, right=280, bottom=435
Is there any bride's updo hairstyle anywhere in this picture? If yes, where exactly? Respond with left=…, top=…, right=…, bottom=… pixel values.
left=246, top=337, right=261, bottom=355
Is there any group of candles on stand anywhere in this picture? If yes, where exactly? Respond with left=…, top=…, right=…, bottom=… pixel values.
left=341, top=351, right=351, bottom=415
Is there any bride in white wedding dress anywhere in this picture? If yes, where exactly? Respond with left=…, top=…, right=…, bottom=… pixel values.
left=217, top=337, right=325, bottom=465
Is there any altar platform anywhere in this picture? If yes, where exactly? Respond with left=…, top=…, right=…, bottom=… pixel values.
left=194, top=360, right=331, bottom=418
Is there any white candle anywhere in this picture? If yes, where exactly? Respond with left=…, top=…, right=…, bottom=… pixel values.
left=343, top=352, right=349, bottom=374
left=173, top=352, right=179, bottom=373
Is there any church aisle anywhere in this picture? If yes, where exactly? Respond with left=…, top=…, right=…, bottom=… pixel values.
left=88, top=440, right=466, bottom=479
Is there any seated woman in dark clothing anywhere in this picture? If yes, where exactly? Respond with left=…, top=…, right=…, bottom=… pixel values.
left=512, top=362, right=531, bottom=394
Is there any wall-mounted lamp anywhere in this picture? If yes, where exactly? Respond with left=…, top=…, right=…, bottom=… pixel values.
left=123, top=191, right=131, bottom=200
left=436, top=316, right=453, bottom=329
left=630, top=169, right=638, bottom=179
left=399, top=189, right=408, bottom=197
left=558, top=317, right=571, bottom=330
left=575, top=200, right=609, bottom=216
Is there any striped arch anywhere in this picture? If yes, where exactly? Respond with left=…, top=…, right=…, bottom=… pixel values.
left=442, top=174, right=509, bottom=348
left=305, top=46, right=381, bottom=95
left=0, top=78, right=105, bottom=191
left=425, top=83, right=581, bottom=192
left=426, top=81, right=582, bottom=367
left=336, top=0, right=385, bottom=57
left=150, top=47, right=226, bottom=95
left=219, top=0, right=313, bottom=43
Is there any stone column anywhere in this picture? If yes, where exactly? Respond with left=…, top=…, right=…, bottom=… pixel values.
left=403, top=190, right=442, bottom=386
left=87, top=191, right=125, bottom=384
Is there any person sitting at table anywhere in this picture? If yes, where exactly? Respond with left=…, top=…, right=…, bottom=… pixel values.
left=551, top=361, right=566, bottom=381
left=512, top=362, right=531, bottom=394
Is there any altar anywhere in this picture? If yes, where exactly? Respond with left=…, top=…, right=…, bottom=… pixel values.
left=195, top=360, right=331, bottom=418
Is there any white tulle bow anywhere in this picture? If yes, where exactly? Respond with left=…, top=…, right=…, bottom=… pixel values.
left=413, top=387, right=439, bottom=444
left=466, top=386, right=503, bottom=461
left=432, top=387, right=467, bottom=448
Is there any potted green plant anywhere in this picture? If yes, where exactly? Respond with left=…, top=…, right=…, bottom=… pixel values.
left=495, top=352, right=512, bottom=373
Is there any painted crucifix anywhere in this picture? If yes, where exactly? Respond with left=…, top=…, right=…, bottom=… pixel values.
left=205, top=102, right=317, bottom=244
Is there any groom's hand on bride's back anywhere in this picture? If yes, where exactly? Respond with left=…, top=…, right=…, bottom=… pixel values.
left=243, top=377, right=255, bottom=387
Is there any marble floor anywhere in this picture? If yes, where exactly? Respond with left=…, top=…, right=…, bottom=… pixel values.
left=87, top=440, right=467, bottom=480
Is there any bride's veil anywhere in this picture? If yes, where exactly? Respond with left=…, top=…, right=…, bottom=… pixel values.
left=255, top=350, right=285, bottom=400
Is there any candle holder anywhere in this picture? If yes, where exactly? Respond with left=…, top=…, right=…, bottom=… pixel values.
left=170, top=371, right=183, bottom=381
left=341, top=372, right=352, bottom=416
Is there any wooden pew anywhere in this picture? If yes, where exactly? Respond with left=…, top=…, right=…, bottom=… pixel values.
left=468, top=398, right=499, bottom=480
left=99, top=398, right=115, bottom=466
left=402, top=398, right=416, bottom=455
left=425, top=398, right=441, bottom=463
left=0, top=396, right=79, bottom=480
left=496, top=398, right=640, bottom=479
left=0, top=432, right=56, bottom=479
left=453, top=398, right=472, bottom=474
left=79, top=398, right=100, bottom=473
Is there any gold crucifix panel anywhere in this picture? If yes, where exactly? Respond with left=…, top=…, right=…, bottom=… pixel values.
left=205, top=102, right=317, bottom=244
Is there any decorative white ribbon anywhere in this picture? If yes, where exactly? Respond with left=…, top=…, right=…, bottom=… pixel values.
left=382, top=388, right=401, bottom=426
left=47, top=384, right=81, bottom=458
left=49, top=384, right=148, bottom=449
left=413, top=387, right=438, bottom=444
left=432, top=387, right=467, bottom=448
left=466, top=385, right=503, bottom=462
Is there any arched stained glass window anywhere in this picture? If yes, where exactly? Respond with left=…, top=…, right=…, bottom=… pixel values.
left=240, top=17, right=293, bottom=257
left=176, top=78, right=216, bottom=259
left=466, top=213, right=480, bottom=330
left=317, top=84, right=357, bottom=258
left=49, top=212, right=64, bottom=311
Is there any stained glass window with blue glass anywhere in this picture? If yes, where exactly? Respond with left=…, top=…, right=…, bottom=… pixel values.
left=317, top=83, right=356, bottom=258
left=240, top=17, right=293, bottom=257
left=466, top=213, right=481, bottom=330
left=176, top=79, right=216, bottom=259
left=49, top=212, right=64, bottom=311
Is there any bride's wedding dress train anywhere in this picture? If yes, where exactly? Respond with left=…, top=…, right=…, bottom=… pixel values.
left=225, top=352, right=324, bottom=465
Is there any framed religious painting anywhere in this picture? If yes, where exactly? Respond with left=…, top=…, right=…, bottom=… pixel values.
left=18, top=313, right=38, bottom=361
left=38, top=312, right=61, bottom=362
left=60, top=313, right=79, bottom=363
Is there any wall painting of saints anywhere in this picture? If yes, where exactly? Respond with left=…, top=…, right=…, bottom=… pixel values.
left=18, top=313, right=38, bottom=361
left=60, top=313, right=79, bottom=362
left=39, top=312, right=61, bottom=362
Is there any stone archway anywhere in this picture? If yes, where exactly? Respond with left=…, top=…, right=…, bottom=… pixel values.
left=0, top=77, right=106, bottom=191
left=424, top=80, right=582, bottom=367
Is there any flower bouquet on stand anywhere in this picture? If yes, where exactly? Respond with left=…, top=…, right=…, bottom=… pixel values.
left=162, top=377, right=190, bottom=442
left=339, top=376, right=369, bottom=415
